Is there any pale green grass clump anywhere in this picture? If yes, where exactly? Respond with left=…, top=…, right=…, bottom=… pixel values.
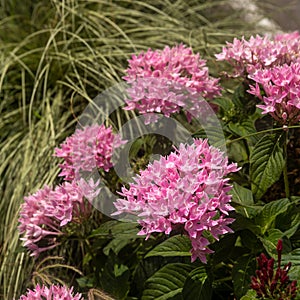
left=0, top=0, right=259, bottom=298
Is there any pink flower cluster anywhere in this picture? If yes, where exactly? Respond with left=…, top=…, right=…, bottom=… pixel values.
left=248, top=62, right=300, bottom=125
left=215, top=32, right=300, bottom=77
left=55, top=124, right=125, bottom=181
left=123, top=44, right=221, bottom=123
left=113, top=139, right=239, bottom=263
left=19, top=180, right=99, bottom=257
left=18, top=284, right=83, bottom=300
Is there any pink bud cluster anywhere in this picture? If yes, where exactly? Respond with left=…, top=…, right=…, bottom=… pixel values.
left=18, top=284, right=83, bottom=300
left=113, top=139, right=239, bottom=263
left=55, top=125, right=125, bottom=181
left=251, top=240, right=297, bottom=299
left=123, top=44, right=221, bottom=123
left=215, top=32, right=300, bottom=77
left=18, top=179, right=99, bottom=257
left=248, top=63, right=300, bottom=125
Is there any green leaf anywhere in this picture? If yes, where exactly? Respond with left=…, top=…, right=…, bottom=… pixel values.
left=255, top=198, right=291, bottom=234
left=103, top=236, right=136, bottom=256
left=114, top=263, right=129, bottom=277
left=231, top=183, right=254, bottom=206
left=232, top=254, right=257, bottom=300
left=250, top=134, right=285, bottom=200
left=277, top=205, right=300, bottom=238
left=240, top=289, right=257, bottom=300
left=89, top=220, right=144, bottom=255
left=212, top=96, right=234, bottom=111
left=145, top=235, right=191, bottom=258
left=281, top=248, right=300, bottom=281
left=283, top=212, right=300, bottom=238
left=258, top=228, right=284, bottom=257
left=182, top=267, right=212, bottom=300
left=77, top=275, right=95, bottom=288
left=89, top=220, right=140, bottom=238
left=230, top=183, right=257, bottom=218
left=228, top=139, right=249, bottom=163
left=142, top=263, right=193, bottom=300
left=228, top=119, right=256, bottom=137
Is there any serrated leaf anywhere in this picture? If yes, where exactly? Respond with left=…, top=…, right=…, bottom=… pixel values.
left=259, top=228, right=284, bottom=257
left=255, top=198, right=291, bottom=234
left=283, top=212, right=300, bottom=238
left=281, top=248, right=300, bottom=281
left=240, top=289, right=257, bottom=300
left=276, top=204, right=300, bottom=238
left=250, top=134, right=285, bottom=199
left=231, top=183, right=254, bottom=205
left=182, top=267, right=212, bottom=300
left=145, top=235, right=191, bottom=258
left=142, top=263, right=193, bottom=300
left=232, top=254, right=257, bottom=300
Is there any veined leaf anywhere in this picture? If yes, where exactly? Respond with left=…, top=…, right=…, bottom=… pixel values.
left=250, top=134, right=284, bottom=200
left=281, top=248, right=300, bottom=281
left=142, top=263, right=194, bottom=300
left=230, top=183, right=257, bottom=218
left=258, top=228, right=284, bottom=257
left=231, top=183, right=254, bottom=205
left=255, top=198, right=291, bottom=234
left=145, top=235, right=191, bottom=258
left=182, top=267, right=212, bottom=300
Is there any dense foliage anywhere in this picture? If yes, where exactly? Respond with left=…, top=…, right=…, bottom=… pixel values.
left=2, top=1, right=300, bottom=300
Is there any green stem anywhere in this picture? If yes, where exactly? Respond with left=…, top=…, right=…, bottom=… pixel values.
left=283, top=132, right=290, bottom=199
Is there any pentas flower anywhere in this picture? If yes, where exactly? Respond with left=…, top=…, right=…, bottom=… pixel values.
left=251, top=240, right=297, bottom=299
left=248, top=62, right=300, bottom=125
left=112, top=139, right=239, bottom=263
left=215, top=32, right=300, bottom=77
left=18, top=284, right=83, bottom=300
left=55, top=124, right=125, bottom=181
left=123, top=44, right=221, bottom=123
left=19, top=180, right=99, bottom=257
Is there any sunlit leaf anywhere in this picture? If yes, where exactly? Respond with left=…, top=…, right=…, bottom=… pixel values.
left=250, top=134, right=284, bottom=200
left=255, top=198, right=291, bottom=234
